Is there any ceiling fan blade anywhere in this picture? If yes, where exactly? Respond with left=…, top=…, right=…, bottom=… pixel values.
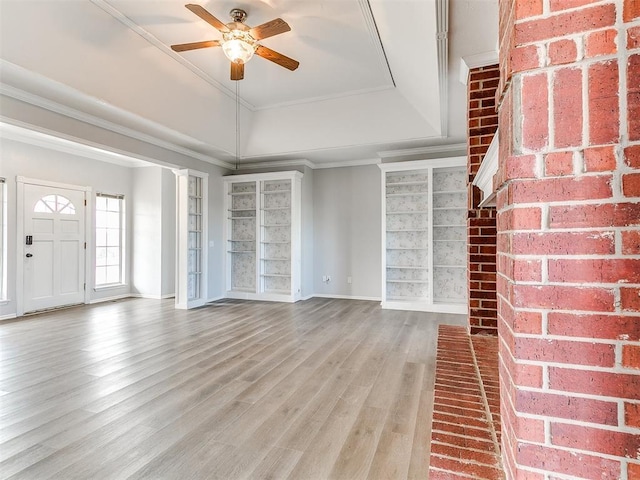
left=255, top=45, right=299, bottom=71
left=171, top=40, right=220, bottom=52
left=231, top=62, right=245, bottom=81
left=250, top=18, right=290, bottom=40
left=185, top=4, right=229, bottom=33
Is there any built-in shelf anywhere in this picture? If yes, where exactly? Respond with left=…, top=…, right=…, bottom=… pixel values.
left=386, top=210, right=430, bottom=215
left=433, top=189, right=466, bottom=194
left=380, top=159, right=468, bottom=314
left=262, top=189, right=290, bottom=194
left=387, top=279, right=429, bottom=284
left=387, top=266, right=429, bottom=270
left=387, top=295, right=430, bottom=302
left=386, top=181, right=429, bottom=187
left=224, top=172, right=302, bottom=303
left=386, top=192, right=429, bottom=197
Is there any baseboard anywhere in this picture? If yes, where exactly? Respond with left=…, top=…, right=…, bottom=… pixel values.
left=213, top=293, right=380, bottom=303
left=89, top=293, right=133, bottom=304
left=0, top=313, right=17, bottom=321
left=312, top=294, right=382, bottom=302
left=129, top=293, right=175, bottom=300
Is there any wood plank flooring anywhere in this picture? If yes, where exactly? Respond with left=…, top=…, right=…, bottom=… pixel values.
left=0, top=297, right=466, bottom=479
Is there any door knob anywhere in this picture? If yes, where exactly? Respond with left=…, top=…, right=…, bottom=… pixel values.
left=25, top=253, right=33, bottom=258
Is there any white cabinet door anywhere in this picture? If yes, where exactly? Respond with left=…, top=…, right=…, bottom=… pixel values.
left=175, top=170, right=208, bottom=310
left=23, top=184, right=86, bottom=313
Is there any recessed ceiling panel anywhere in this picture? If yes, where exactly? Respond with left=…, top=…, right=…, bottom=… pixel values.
left=106, top=0, right=395, bottom=109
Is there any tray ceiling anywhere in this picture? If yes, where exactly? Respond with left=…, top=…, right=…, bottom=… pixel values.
left=0, top=0, right=498, bottom=168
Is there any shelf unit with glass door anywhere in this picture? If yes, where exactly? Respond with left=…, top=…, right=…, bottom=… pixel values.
left=175, top=169, right=208, bottom=309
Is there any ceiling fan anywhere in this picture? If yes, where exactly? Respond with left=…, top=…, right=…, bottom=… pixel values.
left=171, top=4, right=300, bottom=81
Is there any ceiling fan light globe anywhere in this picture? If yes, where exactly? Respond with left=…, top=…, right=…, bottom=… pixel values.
left=222, top=29, right=256, bottom=64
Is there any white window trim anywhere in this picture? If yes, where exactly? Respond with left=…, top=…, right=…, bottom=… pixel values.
left=0, top=177, right=6, bottom=302
left=94, top=192, right=126, bottom=289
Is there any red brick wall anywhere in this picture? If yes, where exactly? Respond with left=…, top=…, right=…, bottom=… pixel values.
left=496, top=1, right=640, bottom=478
left=429, top=325, right=503, bottom=479
left=468, top=65, right=500, bottom=335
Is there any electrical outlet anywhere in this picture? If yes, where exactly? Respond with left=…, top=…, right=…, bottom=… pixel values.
left=347, top=276, right=352, bottom=284
left=326, top=275, right=331, bottom=283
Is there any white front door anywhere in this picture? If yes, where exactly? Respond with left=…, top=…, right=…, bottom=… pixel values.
left=23, top=184, right=86, bottom=313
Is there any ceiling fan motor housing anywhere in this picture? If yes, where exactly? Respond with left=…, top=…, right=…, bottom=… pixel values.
left=229, top=8, right=247, bottom=23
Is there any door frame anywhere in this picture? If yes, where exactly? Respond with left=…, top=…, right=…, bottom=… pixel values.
left=16, top=176, right=92, bottom=316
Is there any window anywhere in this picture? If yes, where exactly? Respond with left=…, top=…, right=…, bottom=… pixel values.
left=95, top=193, right=124, bottom=287
left=0, top=177, right=5, bottom=301
left=34, top=194, right=76, bottom=214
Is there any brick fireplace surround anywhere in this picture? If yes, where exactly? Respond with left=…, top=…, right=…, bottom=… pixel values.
left=432, top=1, right=640, bottom=479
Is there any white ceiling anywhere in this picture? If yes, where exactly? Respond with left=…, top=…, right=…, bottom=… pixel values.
left=0, top=0, right=498, bottom=169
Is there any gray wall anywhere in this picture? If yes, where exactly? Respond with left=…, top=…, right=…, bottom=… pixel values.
left=131, top=166, right=163, bottom=297
left=0, top=137, right=134, bottom=317
left=300, top=166, right=314, bottom=299
left=313, top=164, right=381, bottom=299
left=131, top=166, right=176, bottom=298
left=160, top=168, right=176, bottom=297
left=206, top=164, right=227, bottom=300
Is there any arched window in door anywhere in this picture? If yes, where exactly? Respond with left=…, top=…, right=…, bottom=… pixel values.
left=34, top=194, right=76, bottom=215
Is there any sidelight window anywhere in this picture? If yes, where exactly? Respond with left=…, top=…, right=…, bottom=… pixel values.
left=0, top=178, right=5, bottom=301
left=95, top=193, right=124, bottom=287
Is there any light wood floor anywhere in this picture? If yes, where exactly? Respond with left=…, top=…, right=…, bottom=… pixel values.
left=0, top=297, right=466, bottom=479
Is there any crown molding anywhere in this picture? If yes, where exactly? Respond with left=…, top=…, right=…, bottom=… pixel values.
left=236, top=159, right=316, bottom=171
left=0, top=63, right=234, bottom=170
left=358, top=0, right=395, bottom=86
left=252, top=86, right=394, bottom=112
left=1, top=119, right=172, bottom=169
left=236, top=156, right=382, bottom=171
left=312, top=158, right=380, bottom=169
left=377, top=142, right=467, bottom=159
left=436, top=0, right=449, bottom=136
left=460, top=50, right=500, bottom=85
